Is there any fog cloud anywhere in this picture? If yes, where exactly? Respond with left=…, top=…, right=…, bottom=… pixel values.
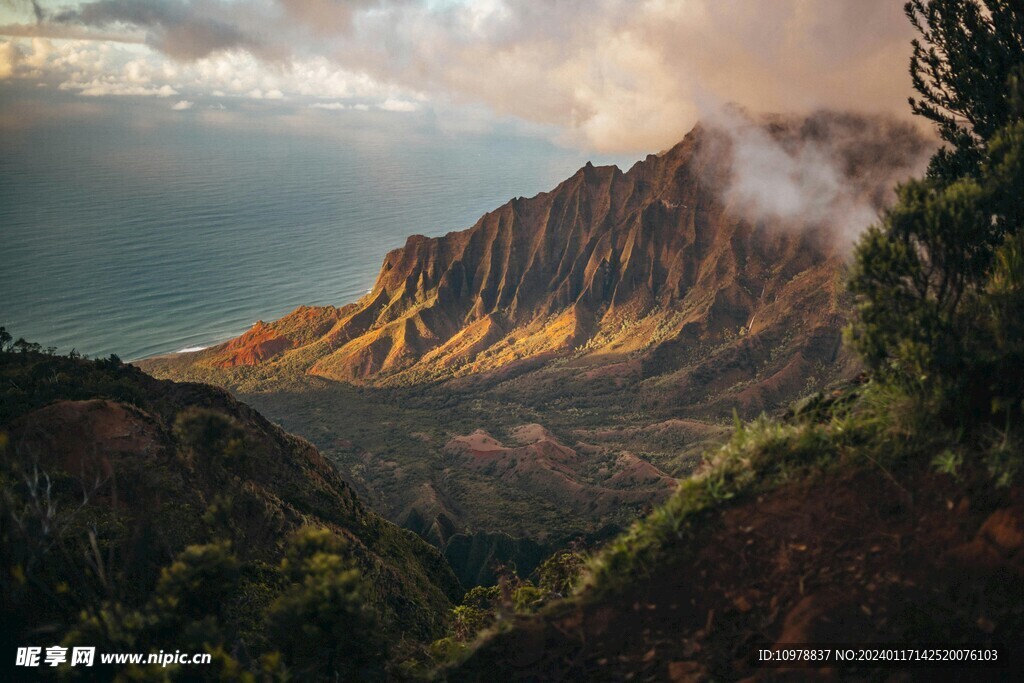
left=704, top=108, right=934, bottom=244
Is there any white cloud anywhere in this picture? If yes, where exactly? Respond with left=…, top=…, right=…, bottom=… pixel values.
left=310, top=101, right=349, bottom=110
left=64, top=80, right=179, bottom=97
left=705, top=109, right=933, bottom=244
left=24, top=38, right=53, bottom=70
left=378, top=97, right=419, bottom=112
left=0, top=40, right=18, bottom=79
left=0, top=36, right=409, bottom=114
left=171, top=99, right=193, bottom=110
left=123, top=59, right=150, bottom=84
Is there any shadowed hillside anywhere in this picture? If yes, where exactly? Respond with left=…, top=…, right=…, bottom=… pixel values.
left=0, top=349, right=460, bottom=679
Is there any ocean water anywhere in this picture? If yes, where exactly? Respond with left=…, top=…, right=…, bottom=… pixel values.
left=0, top=111, right=635, bottom=360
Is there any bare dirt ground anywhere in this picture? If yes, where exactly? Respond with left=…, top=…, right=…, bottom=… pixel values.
left=452, top=460, right=1024, bottom=681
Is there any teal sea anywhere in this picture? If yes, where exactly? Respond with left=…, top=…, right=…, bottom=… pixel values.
left=0, top=109, right=635, bottom=360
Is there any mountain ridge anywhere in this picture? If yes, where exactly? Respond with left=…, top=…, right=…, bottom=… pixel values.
left=147, top=112, right=930, bottom=410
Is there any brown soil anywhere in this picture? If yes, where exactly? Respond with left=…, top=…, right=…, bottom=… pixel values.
left=9, top=399, right=164, bottom=483
left=452, top=461, right=1024, bottom=681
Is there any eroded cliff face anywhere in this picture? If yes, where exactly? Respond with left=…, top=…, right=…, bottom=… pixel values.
left=178, top=113, right=928, bottom=415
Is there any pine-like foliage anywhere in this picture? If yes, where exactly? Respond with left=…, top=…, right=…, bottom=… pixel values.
left=906, top=0, right=1024, bottom=180
left=849, top=0, right=1024, bottom=422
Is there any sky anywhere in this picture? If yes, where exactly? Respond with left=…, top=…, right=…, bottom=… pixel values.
left=0, top=0, right=919, bottom=155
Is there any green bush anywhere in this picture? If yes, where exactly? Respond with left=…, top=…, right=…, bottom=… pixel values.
left=63, top=543, right=257, bottom=681
left=450, top=605, right=492, bottom=641
left=173, top=408, right=246, bottom=466
left=511, top=584, right=546, bottom=613
left=265, top=527, right=385, bottom=680
left=536, top=551, right=587, bottom=596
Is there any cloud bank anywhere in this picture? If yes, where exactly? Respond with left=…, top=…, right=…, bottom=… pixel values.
left=2, top=0, right=918, bottom=153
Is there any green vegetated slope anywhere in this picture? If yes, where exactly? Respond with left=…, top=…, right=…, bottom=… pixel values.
left=446, top=382, right=1024, bottom=680
left=0, top=349, right=459, bottom=680
left=139, top=111, right=930, bottom=579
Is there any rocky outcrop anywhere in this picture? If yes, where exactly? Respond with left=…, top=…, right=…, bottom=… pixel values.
left=206, top=305, right=346, bottom=368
